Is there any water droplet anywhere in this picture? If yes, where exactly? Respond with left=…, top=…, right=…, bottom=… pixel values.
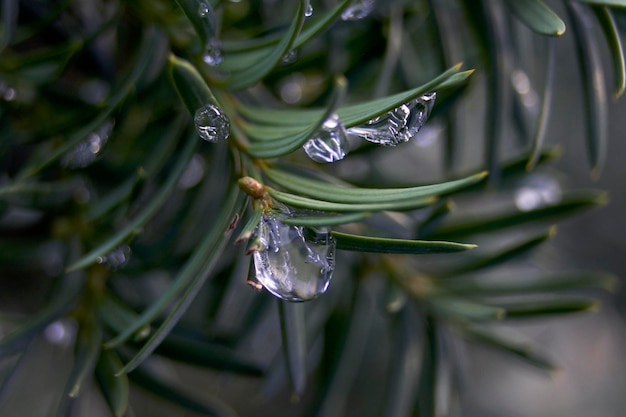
left=303, top=114, right=349, bottom=163
left=194, top=103, right=230, bottom=142
left=251, top=214, right=336, bottom=302
left=203, top=39, right=223, bottom=66
left=305, top=0, right=313, bottom=17
left=281, top=49, right=298, bottom=65
left=198, top=2, right=210, bottom=17
left=96, top=245, right=132, bottom=270
left=346, top=93, right=436, bottom=146
left=341, top=0, right=376, bottom=21
left=62, top=119, right=115, bottom=168
left=514, top=174, right=562, bottom=212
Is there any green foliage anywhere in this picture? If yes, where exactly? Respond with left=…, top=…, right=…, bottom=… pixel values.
left=0, top=0, right=621, bottom=416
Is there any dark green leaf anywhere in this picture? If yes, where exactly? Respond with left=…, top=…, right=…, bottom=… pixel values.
left=221, top=0, right=306, bottom=90
left=497, top=296, right=599, bottom=318
left=96, top=349, right=129, bottom=417
left=115, top=186, right=244, bottom=375
left=435, top=227, right=555, bottom=278
left=104, top=176, right=240, bottom=349
left=129, top=366, right=238, bottom=417
left=459, top=325, right=557, bottom=370
left=426, top=190, right=607, bottom=239
left=578, top=0, right=626, bottom=7
left=567, top=1, right=609, bottom=177
left=332, top=231, right=477, bottom=254
left=173, top=0, right=217, bottom=51
left=155, top=334, right=264, bottom=376
left=277, top=211, right=370, bottom=227
left=278, top=301, right=307, bottom=396
left=592, top=6, right=626, bottom=97
left=426, top=295, right=505, bottom=321
left=264, top=167, right=487, bottom=204
left=268, top=187, right=436, bottom=212
left=441, top=271, right=617, bottom=296
left=527, top=39, right=556, bottom=170
left=168, top=54, right=220, bottom=115
left=382, top=306, right=421, bottom=417
left=503, top=0, right=566, bottom=36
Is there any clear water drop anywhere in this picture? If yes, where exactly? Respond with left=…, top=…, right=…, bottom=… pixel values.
left=194, top=103, right=230, bottom=142
left=305, top=0, right=313, bottom=17
left=62, top=119, right=115, bottom=168
left=281, top=49, right=298, bottom=65
left=303, top=113, right=349, bottom=163
left=346, top=92, right=436, bottom=146
left=96, top=245, right=132, bottom=270
left=203, top=39, right=223, bottom=66
left=251, top=214, right=336, bottom=302
left=341, top=0, right=375, bottom=21
left=198, top=2, right=209, bottom=17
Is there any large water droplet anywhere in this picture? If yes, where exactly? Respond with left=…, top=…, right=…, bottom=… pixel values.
left=203, top=39, right=223, bottom=66
left=198, top=2, right=210, bottom=17
left=303, top=114, right=349, bottom=163
left=346, top=92, right=436, bottom=146
left=341, top=0, right=375, bottom=21
left=194, top=103, right=230, bottom=142
left=304, top=0, right=314, bottom=17
left=252, top=215, right=336, bottom=302
left=96, top=245, right=132, bottom=270
left=62, top=119, right=115, bottom=168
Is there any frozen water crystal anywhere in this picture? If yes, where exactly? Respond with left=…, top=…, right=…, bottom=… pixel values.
left=252, top=215, right=336, bottom=302
left=347, top=92, right=436, bottom=146
left=194, top=103, right=230, bottom=142
left=303, top=113, right=349, bottom=163
left=341, top=0, right=375, bottom=21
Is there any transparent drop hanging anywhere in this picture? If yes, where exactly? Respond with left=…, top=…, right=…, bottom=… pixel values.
left=304, top=0, right=313, bottom=17
left=251, top=214, right=336, bottom=302
left=347, top=92, right=436, bottom=146
left=303, top=113, right=349, bottom=163
left=194, top=103, right=230, bottom=142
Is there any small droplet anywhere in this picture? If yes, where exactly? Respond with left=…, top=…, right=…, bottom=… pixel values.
left=304, top=0, right=313, bottom=17
left=251, top=214, right=336, bottom=302
left=96, top=245, right=132, bottom=270
left=198, top=2, right=210, bottom=17
left=346, top=92, right=436, bottom=146
left=303, top=114, right=349, bottom=163
left=203, top=39, right=223, bottom=66
left=514, top=174, right=562, bottom=212
left=194, top=103, right=230, bottom=142
left=341, top=0, right=375, bottom=21
left=281, top=49, right=298, bottom=65
left=62, top=119, right=115, bottom=168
